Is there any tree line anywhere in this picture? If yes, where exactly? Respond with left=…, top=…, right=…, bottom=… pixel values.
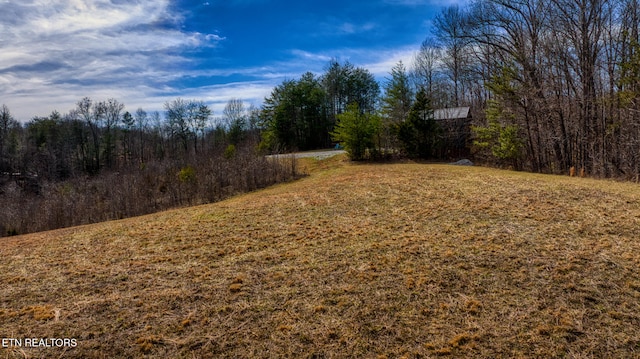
left=1, top=97, right=264, bottom=180
left=259, top=59, right=445, bottom=160
left=259, top=60, right=380, bottom=153
left=416, top=0, right=640, bottom=178
left=0, top=98, right=296, bottom=237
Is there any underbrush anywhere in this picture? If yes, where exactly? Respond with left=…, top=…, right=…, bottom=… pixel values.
left=0, top=145, right=299, bottom=237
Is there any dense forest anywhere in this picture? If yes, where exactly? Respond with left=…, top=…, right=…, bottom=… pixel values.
left=3, top=0, right=640, bottom=236
left=419, top=0, right=640, bottom=178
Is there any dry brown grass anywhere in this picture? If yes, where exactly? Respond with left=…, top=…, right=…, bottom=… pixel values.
left=1, top=158, right=640, bottom=358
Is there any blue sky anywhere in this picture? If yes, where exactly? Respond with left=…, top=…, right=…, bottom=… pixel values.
left=0, top=0, right=467, bottom=122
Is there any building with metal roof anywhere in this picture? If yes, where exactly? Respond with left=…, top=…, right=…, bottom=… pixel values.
left=433, top=107, right=471, bottom=121
left=433, top=107, right=472, bottom=159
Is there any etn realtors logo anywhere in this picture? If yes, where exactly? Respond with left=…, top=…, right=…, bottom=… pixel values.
left=2, top=338, right=77, bottom=348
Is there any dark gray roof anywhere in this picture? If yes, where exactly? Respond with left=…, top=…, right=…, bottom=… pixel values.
left=433, top=107, right=471, bottom=120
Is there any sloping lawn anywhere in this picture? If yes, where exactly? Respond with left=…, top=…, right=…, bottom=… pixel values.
left=1, top=161, right=639, bottom=358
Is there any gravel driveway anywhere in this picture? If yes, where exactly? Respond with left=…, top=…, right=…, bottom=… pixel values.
left=267, top=150, right=346, bottom=160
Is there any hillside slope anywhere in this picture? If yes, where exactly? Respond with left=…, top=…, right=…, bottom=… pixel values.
left=1, top=161, right=640, bottom=358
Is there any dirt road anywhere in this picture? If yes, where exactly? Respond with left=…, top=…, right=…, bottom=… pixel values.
left=267, top=150, right=346, bottom=160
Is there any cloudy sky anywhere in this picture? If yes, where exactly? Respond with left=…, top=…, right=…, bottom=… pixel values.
left=0, top=0, right=465, bottom=122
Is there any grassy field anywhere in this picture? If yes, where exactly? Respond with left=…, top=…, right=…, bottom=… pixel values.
left=1, top=156, right=640, bottom=358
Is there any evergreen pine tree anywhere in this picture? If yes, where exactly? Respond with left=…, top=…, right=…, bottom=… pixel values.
left=397, top=88, right=441, bottom=158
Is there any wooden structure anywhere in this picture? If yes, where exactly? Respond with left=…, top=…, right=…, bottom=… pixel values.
left=433, top=107, right=472, bottom=159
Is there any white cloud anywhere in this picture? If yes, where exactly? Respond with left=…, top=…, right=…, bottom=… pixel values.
left=284, top=46, right=420, bottom=79
left=338, top=22, right=377, bottom=35
left=0, top=0, right=224, bottom=121
left=184, top=81, right=277, bottom=114
left=4, top=77, right=276, bottom=122
left=360, top=47, right=420, bottom=78
left=289, top=50, right=333, bottom=65
left=311, top=16, right=382, bottom=39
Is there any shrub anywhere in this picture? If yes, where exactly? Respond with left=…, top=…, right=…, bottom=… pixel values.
left=178, top=166, right=196, bottom=183
left=396, top=87, right=442, bottom=159
left=472, top=100, right=523, bottom=168
left=224, top=144, right=236, bottom=159
left=331, top=103, right=381, bottom=161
